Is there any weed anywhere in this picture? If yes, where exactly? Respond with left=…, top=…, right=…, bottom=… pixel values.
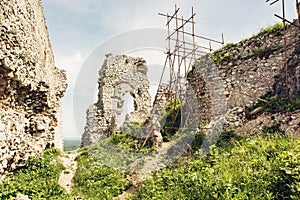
left=257, top=22, right=284, bottom=36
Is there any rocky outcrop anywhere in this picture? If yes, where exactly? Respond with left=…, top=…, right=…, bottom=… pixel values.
left=189, top=22, right=300, bottom=135
left=0, top=0, right=67, bottom=178
left=81, top=54, right=151, bottom=146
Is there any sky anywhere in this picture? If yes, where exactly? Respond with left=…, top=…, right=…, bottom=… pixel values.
left=41, top=0, right=297, bottom=139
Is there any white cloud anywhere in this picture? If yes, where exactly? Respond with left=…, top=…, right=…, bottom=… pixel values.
left=55, top=50, right=85, bottom=87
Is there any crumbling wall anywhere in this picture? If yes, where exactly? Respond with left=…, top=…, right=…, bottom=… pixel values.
left=0, top=0, right=67, bottom=177
left=81, top=54, right=151, bottom=146
left=189, top=22, right=300, bottom=135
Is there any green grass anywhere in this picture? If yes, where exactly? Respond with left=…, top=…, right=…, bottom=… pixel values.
left=0, top=147, right=132, bottom=199
left=129, top=134, right=300, bottom=200
left=71, top=148, right=130, bottom=199
left=0, top=148, right=69, bottom=200
left=1, top=132, right=299, bottom=200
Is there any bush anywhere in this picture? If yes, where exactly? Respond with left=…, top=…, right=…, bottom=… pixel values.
left=110, top=122, right=155, bottom=153
left=216, top=130, right=243, bottom=150
left=109, top=132, right=140, bottom=152
left=161, top=99, right=182, bottom=141
left=223, top=42, right=235, bottom=49
left=257, top=22, right=284, bottom=36
left=189, top=131, right=205, bottom=153
left=275, top=140, right=300, bottom=199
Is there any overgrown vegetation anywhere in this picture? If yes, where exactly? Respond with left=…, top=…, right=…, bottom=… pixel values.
left=130, top=134, right=300, bottom=200
left=2, top=129, right=299, bottom=200
left=257, top=22, right=284, bottom=36
left=161, top=99, right=182, bottom=141
left=223, top=42, right=235, bottom=49
left=246, top=92, right=300, bottom=119
left=253, top=46, right=277, bottom=59
left=71, top=148, right=130, bottom=199
left=0, top=149, right=69, bottom=200
left=109, top=122, right=155, bottom=153
left=262, top=123, right=285, bottom=135
left=209, top=52, right=231, bottom=64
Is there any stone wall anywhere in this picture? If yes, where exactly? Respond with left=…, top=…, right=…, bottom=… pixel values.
left=81, top=54, right=151, bottom=146
left=189, top=22, right=300, bottom=135
left=0, top=0, right=67, bottom=177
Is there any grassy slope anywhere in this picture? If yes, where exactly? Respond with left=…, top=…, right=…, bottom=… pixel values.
left=1, top=134, right=299, bottom=200
left=0, top=149, right=70, bottom=200
left=129, top=134, right=300, bottom=200
left=71, top=148, right=130, bottom=199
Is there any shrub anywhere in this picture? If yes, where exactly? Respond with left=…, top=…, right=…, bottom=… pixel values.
left=110, top=122, right=155, bottom=153
left=257, top=22, right=284, bottom=36
left=190, top=131, right=205, bottom=153
left=223, top=42, right=235, bottom=49
left=161, top=99, right=182, bottom=141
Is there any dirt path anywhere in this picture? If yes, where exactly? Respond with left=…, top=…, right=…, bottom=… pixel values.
left=115, top=142, right=171, bottom=200
left=58, top=151, right=78, bottom=194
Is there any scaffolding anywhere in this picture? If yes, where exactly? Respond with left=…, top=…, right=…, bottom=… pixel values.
left=266, top=0, right=300, bottom=98
left=157, top=5, right=224, bottom=133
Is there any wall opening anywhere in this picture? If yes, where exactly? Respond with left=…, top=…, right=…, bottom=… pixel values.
left=116, top=92, right=135, bottom=126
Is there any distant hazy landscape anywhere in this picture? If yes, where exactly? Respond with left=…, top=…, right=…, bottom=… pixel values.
left=64, top=139, right=81, bottom=151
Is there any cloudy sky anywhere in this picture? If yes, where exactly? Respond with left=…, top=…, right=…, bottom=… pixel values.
left=41, top=0, right=297, bottom=139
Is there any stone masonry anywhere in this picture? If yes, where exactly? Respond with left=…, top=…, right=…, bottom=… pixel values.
left=0, top=0, right=67, bottom=178
left=189, top=21, right=300, bottom=135
left=81, top=54, right=151, bottom=146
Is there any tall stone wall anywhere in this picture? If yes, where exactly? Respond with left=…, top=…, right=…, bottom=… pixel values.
left=189, top=22, right=300, bottom=135
left=81, top=54, right=151, bottom=146
left=0, top=0, right=67, bottom=177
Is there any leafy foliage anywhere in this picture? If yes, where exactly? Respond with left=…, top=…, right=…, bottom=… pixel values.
left=0, top=148, right=69, bottom=200
left=110, top=122, right=155, bottom=153
left=257, top=22, right=284, bottom=36
left=110, top=132, right=140, bottom=153
left=246, top=92, right=300, bottom=119
left=71, top=149, right=130, bottom=199
left=223, top=42, right=235, bottom=49
left=262, top=123, right=285, bottom=135
left=215, top=129, right=243, bottom=149
left=209, top=52, right=231, bottom=64
left=129, top=135, right=300, bottom=200
left=161, top=99, right=182, bottom=141
left=189, top=131, right=205, bottom=153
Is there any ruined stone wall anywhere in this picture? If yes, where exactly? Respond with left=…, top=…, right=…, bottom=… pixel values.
left=189, top=22, right=300, bottom=135
left=0, top=0, right=67, bottom=177
left=81, top=54, right=151, bottom=146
